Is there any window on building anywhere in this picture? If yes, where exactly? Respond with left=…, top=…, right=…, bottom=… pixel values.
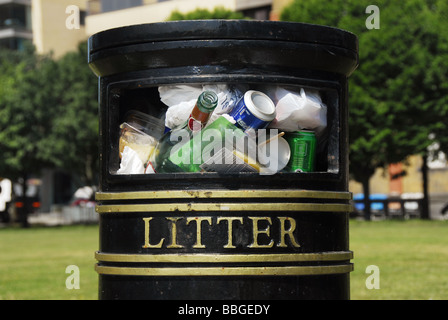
left=0, top=37, right=29, bottom=51
left=101, top=0, right=143, bottom=13
left=241, top=5, right=272, bottom=21
left=0, top=3, right=32, bottom=30
left=80, top=10, right=86, bottom=26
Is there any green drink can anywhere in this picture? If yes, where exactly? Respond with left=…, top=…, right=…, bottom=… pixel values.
left=285, top=131, right=316, bottom=172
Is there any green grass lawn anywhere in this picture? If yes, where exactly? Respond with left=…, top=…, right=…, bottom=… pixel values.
left=0, top=225, right=99, bottom=300
left=0, top=219, right=447, bottom=300
left=350, top=219, right=448, bottom=300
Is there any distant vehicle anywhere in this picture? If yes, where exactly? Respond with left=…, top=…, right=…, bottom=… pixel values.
left=1, top=178, right=41, bottom=223
left=13, top=179, right=41, bottom=222
left=14, top=195, right=41, bottom=214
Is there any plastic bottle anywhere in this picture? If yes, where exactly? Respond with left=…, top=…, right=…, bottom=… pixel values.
left=149, top=91, right=218, bottom=173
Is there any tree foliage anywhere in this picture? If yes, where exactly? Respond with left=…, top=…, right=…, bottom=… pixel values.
left=281, top=0, right=448, bottom=186
left=0, top=44, right=56, bottom=180
left=0, top=42, right=98, bottom=186
left=281, top=0, right=448, bottom=219
left=427, top=1, right=448, bottom=157
left=167, top=6, right=248, bottom=21
left=43, top=42, right=99, bottom=185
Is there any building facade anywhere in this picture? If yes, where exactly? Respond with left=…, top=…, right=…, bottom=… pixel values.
left=31, top=0, right=87, bottom=58
left=11, top=0, right=274, bottom=56
left=85, top=0, right=272, bottom=36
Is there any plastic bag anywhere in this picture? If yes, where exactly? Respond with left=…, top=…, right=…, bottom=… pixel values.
left=117, top=146, right=146, bottom=175
left=267, top=87, right=327, bottom=134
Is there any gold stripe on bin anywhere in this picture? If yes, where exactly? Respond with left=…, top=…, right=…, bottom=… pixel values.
left=95, top=264, right=354, bottom=276
left=95, top=251, right=353, bottom=263
left=95, top=190, right=353, bottom=201
left=96, top=203, right=353, bottom=214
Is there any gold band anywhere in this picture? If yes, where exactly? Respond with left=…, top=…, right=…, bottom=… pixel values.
left=95, top=264, right=353, bottom=276
left=96, top=203, right=353, bottom=214
left=95, top=251, right=353, bottom=263
left=96, top=189, right=352, bottom=201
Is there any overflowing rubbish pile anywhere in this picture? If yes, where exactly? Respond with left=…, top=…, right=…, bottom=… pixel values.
left=117, top=84, right=327, bottom=176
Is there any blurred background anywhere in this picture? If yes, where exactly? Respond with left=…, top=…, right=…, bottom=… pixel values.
left=1, top=0, right=447, bottom=226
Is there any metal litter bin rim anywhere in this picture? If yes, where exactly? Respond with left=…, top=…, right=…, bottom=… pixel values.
left=88, top=19, right=358, bottom=56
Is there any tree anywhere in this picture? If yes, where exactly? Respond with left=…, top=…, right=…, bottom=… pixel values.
left=43, top=42, right=99, bottom=186
left=0, top=42, right=98, bottom=226
left=428, top=0, right=448, bottom=156
left=281, top=0, right=448, bottom=219
left=167, top=6, right=248, bottom=21
left=0, top=44, right=58, bottom=227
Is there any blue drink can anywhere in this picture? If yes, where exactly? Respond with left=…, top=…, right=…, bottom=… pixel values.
left=229, top=90, right=276, bottom=131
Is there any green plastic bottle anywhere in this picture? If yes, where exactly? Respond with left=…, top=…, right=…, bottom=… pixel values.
left=150, top=91, right=218, bottom=173
left=168, top=115, right=246, bottom=172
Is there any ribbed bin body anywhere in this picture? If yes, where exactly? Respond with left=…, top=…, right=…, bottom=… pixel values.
left=88, top=20, right=358, bottom=300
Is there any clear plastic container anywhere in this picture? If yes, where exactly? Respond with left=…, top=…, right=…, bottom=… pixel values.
left=118, top=111, right=165, bottom=165
left=124, top=110, right=165, bottom=140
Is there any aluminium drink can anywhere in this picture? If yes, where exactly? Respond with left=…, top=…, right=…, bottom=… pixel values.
left=229, top=90, right=276, bottom=132
left=285, top=131, right=316, bottom=172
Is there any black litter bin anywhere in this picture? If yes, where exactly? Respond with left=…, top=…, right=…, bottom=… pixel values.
left=89, top=20, right=358, bottom=300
